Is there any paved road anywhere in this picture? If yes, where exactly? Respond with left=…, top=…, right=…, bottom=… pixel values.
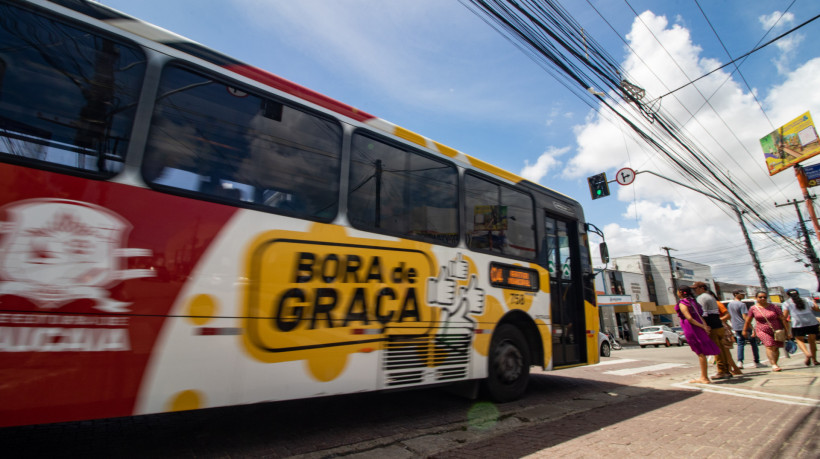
left=3, top=346, right=818, bottom=458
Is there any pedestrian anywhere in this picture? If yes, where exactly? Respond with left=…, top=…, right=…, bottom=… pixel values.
left=782, top=289, right=820, bottom=366
left=779, top=301, right=794, bottom=359
left=717, top=296, right=743, bottom=375
left=743, top=291, right=790, bottom=372
left=622, top=326, right=630, bottom=342
left=675, top=286, right=721, bottom=384
left=726, top=290, right=764, bottom=368
left=692, top=282, right=735, bottom=379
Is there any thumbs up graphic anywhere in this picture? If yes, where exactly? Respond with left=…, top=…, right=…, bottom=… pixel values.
left=449, top=253, right=469, bottom=279
left=427, top=265, right=456, bottom=306
left=459, top=274, right=486, bottom=315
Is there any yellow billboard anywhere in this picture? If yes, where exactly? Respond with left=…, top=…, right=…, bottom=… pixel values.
left=760, top=111, right=820, bottom=176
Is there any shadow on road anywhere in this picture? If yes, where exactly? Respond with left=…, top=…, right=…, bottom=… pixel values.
left=1, top=372, right=701, bottom=458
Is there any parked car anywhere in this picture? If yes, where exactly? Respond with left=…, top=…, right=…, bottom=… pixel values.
left=638, top=325, right=681, bottom=347
left=598, top=332, right=611, bottom=357
left=671, top=326, right=687, bottom=345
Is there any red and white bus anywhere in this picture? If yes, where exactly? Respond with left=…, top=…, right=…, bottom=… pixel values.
left=0, top=0, right=603, bottom=428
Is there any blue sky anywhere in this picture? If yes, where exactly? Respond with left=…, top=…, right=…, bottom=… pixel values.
left=99, top=0, right=820, bottom=292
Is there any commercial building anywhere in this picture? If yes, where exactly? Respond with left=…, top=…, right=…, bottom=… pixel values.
left=595, top=253, right=763, bottom=341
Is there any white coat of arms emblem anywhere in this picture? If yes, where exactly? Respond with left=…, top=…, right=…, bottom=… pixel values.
left=0, top=199, right=154, bottom=312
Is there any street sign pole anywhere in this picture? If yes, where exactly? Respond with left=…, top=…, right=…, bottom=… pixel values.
left=794, top=164, right=820, bottom=243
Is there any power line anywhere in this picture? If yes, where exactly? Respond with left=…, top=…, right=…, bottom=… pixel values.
left=587, top=0, right=794, bottom=212
left=649, top=10, right=820, bottom=102
left=459, top=0, right=810, bottom=280
left=691, top=0, right=798, bottom=132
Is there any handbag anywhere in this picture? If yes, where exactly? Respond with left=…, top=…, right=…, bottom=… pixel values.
left=774, top=329, right=787, bottom=342
left=722, top=318, right=736, bottom=343
left=756, top=305, right=786, bottom=342
left=721, top=327, right=735, bottom=348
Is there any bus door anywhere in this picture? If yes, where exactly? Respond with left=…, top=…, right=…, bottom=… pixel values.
left=544, top=214, right=586, bottom=366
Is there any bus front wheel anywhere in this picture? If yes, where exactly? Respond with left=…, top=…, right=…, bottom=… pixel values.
left=483, top=324, right=530, bottom=402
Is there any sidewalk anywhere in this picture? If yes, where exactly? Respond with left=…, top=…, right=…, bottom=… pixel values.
left=433, top=385, right=818, bottom=458
left=432, top=360, right=819, bottom=458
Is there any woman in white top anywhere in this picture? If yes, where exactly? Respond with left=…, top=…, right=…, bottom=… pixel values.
left=782, top=290, right=820, bottom=366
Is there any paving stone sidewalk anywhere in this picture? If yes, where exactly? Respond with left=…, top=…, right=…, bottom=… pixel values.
left=432, top=383, right=819, bottom=458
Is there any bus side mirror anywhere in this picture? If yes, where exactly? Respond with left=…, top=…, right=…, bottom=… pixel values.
left=599, top=242, right=609, bottom=264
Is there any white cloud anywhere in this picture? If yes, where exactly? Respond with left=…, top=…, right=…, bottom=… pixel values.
left=574, top=11, right=820, bottom=292
left=231, top=0, right=444, bottom=86
left=758, top=11, right=795, bottom=30
left=771, top=34, right=805, bottom=74
left=228, top=0, right=539, bottom=122
left=759, top=11, right=802, bottom=73
left=519, top=146, right=569, bottom=182
left=765, top=57, right=820, bottom=121
left=773, top=33, right=803, bottom=53
left=545, top=104, right=574, bottom=127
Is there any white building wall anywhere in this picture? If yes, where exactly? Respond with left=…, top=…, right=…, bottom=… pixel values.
left=621, top=271, right=649, bottom=303
left=611, top=255, right=715, bottom=306
left=611, top=255, right=643, bottom=274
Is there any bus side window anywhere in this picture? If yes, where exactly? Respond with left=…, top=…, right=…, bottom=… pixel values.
left=464, top=173, right=536, bottom=260
left=0, top=3, right=144, bottom=176
left=142, top=65, right=342, bottom=220
left=348, top=133, right=459, bottom=246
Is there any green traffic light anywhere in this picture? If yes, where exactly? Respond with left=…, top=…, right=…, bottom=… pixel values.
left=587, top=172, right=609, bottom=200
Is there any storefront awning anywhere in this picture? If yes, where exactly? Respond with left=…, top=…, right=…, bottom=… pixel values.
left=612, top=302, right=657, bottom=313
left=655, top=305, right=677, bottom=315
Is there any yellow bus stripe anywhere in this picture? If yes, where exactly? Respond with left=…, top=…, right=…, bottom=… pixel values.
left=393, top=126, right=427, bottom=147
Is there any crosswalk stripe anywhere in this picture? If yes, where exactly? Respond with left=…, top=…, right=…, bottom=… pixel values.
left=595, top=359, right=638, bottom=366
left=603, top=363, right=687, bottom=376
left=671, top=382, right=820, bottom=407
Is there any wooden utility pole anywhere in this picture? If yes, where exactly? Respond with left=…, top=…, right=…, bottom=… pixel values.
left=775, top=199, right=820, bottom=291
left=793, top=164, right=820, bottom=243
left=661, top=246, right=678, bottom=301
left=636, top=170, right=768, bottom=292
left=734, top=207, right=768, bottom=292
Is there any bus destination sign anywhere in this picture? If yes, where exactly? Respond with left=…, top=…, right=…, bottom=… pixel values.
left=489, top=262, right=539, bottom=291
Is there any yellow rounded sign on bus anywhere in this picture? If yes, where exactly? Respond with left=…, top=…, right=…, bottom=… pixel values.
left=242, top=224, right=441, bottom=381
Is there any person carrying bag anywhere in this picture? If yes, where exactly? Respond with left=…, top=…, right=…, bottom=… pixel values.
left=718, top=300, right=736, bottom=349
left=743, top=292, right=789, bottom=372
left=762, top=313, right=787, bottom=342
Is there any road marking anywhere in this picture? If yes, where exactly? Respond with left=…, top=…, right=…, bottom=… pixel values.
left=595, top=359, right=638, bottom=366
left=603, top=363, right=686, bottom=375
left=671, top=382, right=820, bottom=407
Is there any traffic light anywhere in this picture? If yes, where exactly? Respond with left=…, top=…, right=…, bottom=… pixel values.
left=587, top=172, right=610, bottom=200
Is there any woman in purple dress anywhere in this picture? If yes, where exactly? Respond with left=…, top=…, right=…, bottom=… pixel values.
left=676, top=286, right=721, bottom=383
